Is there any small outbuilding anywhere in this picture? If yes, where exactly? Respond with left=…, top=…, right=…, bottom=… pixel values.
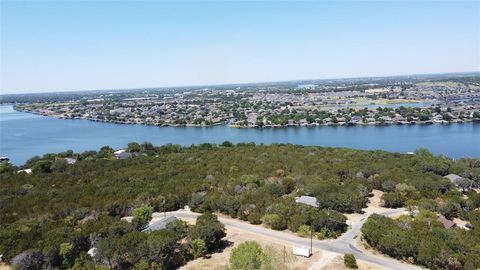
left=444, top=174, right=463, bottom=184
left=17, top=168, right=32, bottom=174
left=142, top=216, right=177, bottom=232
left=295, top=196, right=318, bottom=208
left=437, top=214, right=457, bottom=229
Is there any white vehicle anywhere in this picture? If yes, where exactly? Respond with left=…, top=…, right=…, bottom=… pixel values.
left=292, top=246, right=311, bottom=257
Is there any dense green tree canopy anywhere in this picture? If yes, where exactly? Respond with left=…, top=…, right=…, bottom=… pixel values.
left=0, top=143, right=479, bottom=269
left=362, top=214, right=480, bottom=269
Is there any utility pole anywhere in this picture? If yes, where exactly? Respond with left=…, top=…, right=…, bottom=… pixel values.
left=310, top=227, right=313, bottom=257
left=163, top=197, right=166, bottom=218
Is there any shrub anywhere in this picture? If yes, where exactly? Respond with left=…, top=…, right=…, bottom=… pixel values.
left=344, top=253, right=358, bottom=268
left=297, top=225, right=311, bottom=237
left=131, top=205, right=153, bottom=230
left=247, top=212, right=263, bottom=225
left=188, top=212, right=226, bottom=251
left=190, top=239, right=207, bottom=259
left=261, top=214, right=285, bottom=230
left=315, top=227, right=341, bottom=240
left=10, top=250, right=45, bottom=270
left=229, top=241, right=264, bottom=270
left=438, top=201, right=461, bottom=220
left=381, top=191, right=405, bottom=208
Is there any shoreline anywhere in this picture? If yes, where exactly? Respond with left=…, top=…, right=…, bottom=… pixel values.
left=14, top=108, right=480, bottom=129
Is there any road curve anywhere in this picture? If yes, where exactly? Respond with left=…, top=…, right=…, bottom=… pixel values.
left=170, top=209, right=424, bottom=270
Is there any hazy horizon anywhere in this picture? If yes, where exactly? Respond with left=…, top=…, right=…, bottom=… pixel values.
left=1, top=1, right=479, bottom=94
left=0, top=70, right=479, bottom=96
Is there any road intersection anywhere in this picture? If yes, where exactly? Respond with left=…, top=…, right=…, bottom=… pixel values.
left=171, top=208, right=424, bottom=270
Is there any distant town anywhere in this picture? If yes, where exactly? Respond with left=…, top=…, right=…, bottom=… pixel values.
left=4, top=72, right=480, bottom=128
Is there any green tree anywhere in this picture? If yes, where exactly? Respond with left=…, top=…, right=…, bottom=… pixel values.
left=456, top=178, right=474, bottom=192
left=98, top=146, right=114, bottom=158
left=439, top=201, right=461, bottom=220
left=297, top=224, right=311, bottom=237
left=165, top=220, right=189, bottom=241
left=133, top=259, right=150, bottom=270
left=10, top=250, right=45, bottom=270
left=32, top=160, right=52, bottom=173
left=116, top=231, right=148, bottom=267
left=96, top=235, right=119, bottom=269
left=71, top=252, right=96, bottom=270
left=51, top=159, right=68, bottom=172
left=381, top=191, right=406, bottom=208
left=147, top=230, right=177, bottom=269
left=229, top=241, right=264, bottom=270
left=414, top=148, right=433, bottom=158
left=221, top=141, right=234, bottom=147
left=127, top=142, right=142, bottom=153
left=469, top=209, right=480, bottom=229
left=132, top=206, right=153, bottom=230
left=59, top=242, right=75, bottom=267
left=405, top=200, right=417, bottom=217
left=261, top=214, right=285, bottom=230
left=188, top=213, right=226, bottom=251
left=190, top=239, right=207, bottom=259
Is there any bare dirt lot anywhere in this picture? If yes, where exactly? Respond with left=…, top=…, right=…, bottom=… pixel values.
left=179, top=222, right=320, bottom=270
left=179, top=223, right=385, bottom=270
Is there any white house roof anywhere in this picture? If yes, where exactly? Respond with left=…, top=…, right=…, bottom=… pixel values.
left=295, top=196, right=318, bottom=208
left=120, top=216, right=134, bottom=223
left=17, top=168, right=32, bottom=174
left=142, top=216, right=177, bottom=232
left=64, top=157, right=77, bottom=165
left=87, top=248, right=97, bottom=257
left=444, top=174, right=463, bottom=183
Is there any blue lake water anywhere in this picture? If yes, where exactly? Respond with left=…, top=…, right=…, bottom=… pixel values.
left=0, top=104, right=479, bottom=165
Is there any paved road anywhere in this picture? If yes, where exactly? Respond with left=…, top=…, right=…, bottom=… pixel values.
left=170, top=209, right=424, bottom=270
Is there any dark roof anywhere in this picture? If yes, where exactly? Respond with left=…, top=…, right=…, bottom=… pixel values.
left=437, top=215, right=456, bottom=229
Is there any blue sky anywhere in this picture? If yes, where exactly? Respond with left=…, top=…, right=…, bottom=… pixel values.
left=1, top=1, right=479, bottom=94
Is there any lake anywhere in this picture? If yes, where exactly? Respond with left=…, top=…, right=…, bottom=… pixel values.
left=1, top=104, right=479, bottom=165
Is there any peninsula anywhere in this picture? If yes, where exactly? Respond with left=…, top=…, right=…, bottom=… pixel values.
left=5, top=73, right=480, bottom=128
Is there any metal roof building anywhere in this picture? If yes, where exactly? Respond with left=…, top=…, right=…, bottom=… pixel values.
left=295, top=195, right=318, bottom=208
left=142, top=216, right=177, bottom=232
